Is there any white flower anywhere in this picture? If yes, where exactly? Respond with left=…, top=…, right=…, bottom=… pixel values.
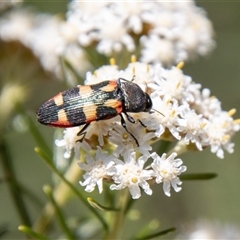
left=68, top=2, right=136, bottom=56
left=149, top=66, right=193, bottom=102
left=192, top=88, right=222, bottom=118
left=95, top=12, right=135, bottom=55
left=0, top=8, right=33, bottom=43
left=66, top=2, right=109, bottom=46
left=84, top=118, right=116, bottom=147
left=78, top=147, right=116, bottom=193
left=204, top=110, right=240, bottom=158
left=25, top=15, right=64, bottom=73
left=0, top=9, right=61, bottom=74
left=140, top=1, right=215, bottom=65
left=147, top=94, right=181, bottom=140
left=140, top=35, right=175, bottom=66
left=109, top=119, right=154, bottom=157
left=66, top=1, right=215, bottom=64
left=0, top=8, right=89, bottom=82
left=109, top=150, right=153, bottom=199
left=1, top=1, right=215, bottom=83
left=85, top=65, right=121, bottom=85
left=116, top=2, right=144, bottom=34
left=121, top=62, right=155, bottom=91
left=151, top=152, right=186, bottom=197
left=55, top=127, right=91, bottom=159
left=177, top=102, right=209, bottom=151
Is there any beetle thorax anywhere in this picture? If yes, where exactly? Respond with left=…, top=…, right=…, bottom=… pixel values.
left=118, top=80, right=149, bottom=113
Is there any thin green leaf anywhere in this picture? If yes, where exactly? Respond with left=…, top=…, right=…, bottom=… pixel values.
left=19, top=183, right=44, bottom=209
left=133, top=227, right=176, bottom=240
left=180, top=173, right=217, bottom=181
left=44, top=185, right=75, bottom=240
left=110, top=48, right=134, bottom=69
left=0, top=224, right=8, bottom=238
left=35, top=147, right=108, bottom=232
left=59, top=56, right=70, bottom=89
left=83, top=46, right=109, bottom=68
left=0, top=138, right=32, bottom=227
left=87, top=198, right=120, bottom=212
left=62, top=57, right=84, bottom=84
left=18, top=225, right=49, bottom=240
left=104, top=183, right=116, bottom=207
left=14, top=102, right=52, bottom=159
left=157, top=140, right=172, bottom=155
left=124, top=195, right=135, bottom=215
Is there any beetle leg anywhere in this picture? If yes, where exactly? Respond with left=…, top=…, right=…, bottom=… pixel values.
left=119, top=75, right=136, bottom=83
left=138, top=119, right=146, bottom=128
left=120, top=113, right=139, bottom=147
left=126, top=112, right=147, bottom=129
left=76, top=123, right=90, bottom=142
left=124, top=112, right=135, bottom=123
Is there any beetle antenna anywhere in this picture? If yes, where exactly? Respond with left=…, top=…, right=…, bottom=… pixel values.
left=151, top=108, right=165, bottom=117
left=131, top=75, right=136, bottom=82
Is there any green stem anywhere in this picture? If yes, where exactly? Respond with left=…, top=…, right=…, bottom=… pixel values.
left=105, top=188, right=129, bottom=239
left=18, top=225, right=49, bottom=240
left=158, top=140, right=172, bottom=155
left=0, top=137, right=32, bottom=227
left=44, top=185, right=75, bottom=240
left=61, top=57, right=84, bottom=84
left=33, top=147, right=108, bottom=234
left=33, top=150, right=84, bottom=233
left=14, top=102, right=52, bottom=159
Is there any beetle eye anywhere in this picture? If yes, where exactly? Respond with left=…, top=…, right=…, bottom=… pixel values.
left=145, top=94, right=152, bottom=112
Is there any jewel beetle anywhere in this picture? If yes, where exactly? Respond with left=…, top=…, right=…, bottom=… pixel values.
left=36, top=77, right=153, bottom=145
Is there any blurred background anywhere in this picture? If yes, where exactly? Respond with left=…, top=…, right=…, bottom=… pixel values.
left=1, top=1, right=240, bottom=239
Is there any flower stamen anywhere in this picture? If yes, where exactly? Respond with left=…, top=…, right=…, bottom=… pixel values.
left=110, top=58, right=116, bottom=66
left=228, top=109, right=236, bottom=116
left=176, top=62, right=184, bottom=69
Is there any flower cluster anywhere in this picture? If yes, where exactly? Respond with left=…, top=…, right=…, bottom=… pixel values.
left=56, top=61, right=240, bottom=199
left=2, top=0, right=238, bottom=200
left=78, top=147, right=186, bottom=199
left=67, top=1, right=215, bottom=64
left=0, top=0, right=215, bottom=84
left=0, top=8, right=89, bottom=84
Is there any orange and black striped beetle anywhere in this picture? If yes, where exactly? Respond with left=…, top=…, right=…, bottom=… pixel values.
left=36, top=77, right=152, bottom=145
